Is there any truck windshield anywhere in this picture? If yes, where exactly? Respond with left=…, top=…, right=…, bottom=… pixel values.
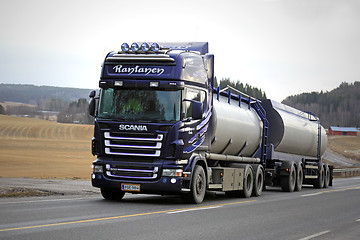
left=98, top=88, right=181, bottom=122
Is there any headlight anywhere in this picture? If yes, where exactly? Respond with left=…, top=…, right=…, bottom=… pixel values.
left=162, top=169, right=183, bottom=177
left=92, top=165, right=103, bottom=173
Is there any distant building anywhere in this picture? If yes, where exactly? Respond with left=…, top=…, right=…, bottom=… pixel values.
left=328, top=126, right=358, bottom=136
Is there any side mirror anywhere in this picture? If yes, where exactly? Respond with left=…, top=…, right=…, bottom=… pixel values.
left=89, top=90, right=96, bottom=98
left=89, top=98, right=96, bottom=117
left=89, top=90, right=96, bottom=117
left=184, top=99, right=203, bottom=120
left=192, top=101, right=203, bottom=120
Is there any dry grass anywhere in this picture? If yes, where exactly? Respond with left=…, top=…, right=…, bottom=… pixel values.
left=327, top=135, right=360, bottom=161
left=0, top=115, right=95, bottom=180
left=0, top=115, right=359, bottom=181
left=0, top=101, right=37, bottom=110
left=0, top=187, right=59, bottom=198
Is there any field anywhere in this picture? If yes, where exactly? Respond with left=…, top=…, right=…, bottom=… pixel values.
left=0, top=115, right=95, bottom=179
left=327, top=135, right=360, bottom=161
left=0, top=115, right=359, bottom=180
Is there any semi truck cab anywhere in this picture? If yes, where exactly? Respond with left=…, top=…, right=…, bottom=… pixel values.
left=90, top=42, right=214, bottom=202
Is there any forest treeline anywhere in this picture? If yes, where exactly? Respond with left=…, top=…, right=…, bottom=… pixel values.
left=214, top=77, right=267, bottom=99
left=1, top=81, right=358, bottom=128
left=0, top=84, right=93, bottom=124
left=282, top=81, right=360, bottom=128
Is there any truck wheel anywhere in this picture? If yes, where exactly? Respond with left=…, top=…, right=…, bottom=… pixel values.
left=281, top=163, right=296, bottom=192
left=324, top=163, right=330, bottom=188
left=313, top=164, right=325, bottom=189
left=100, top=188, right=125, bottom=201
left=182, top=165, right=206, bottom=204
left=241, top=165, right=254, bottom=198
left=225, top=165, right=253, bottom=198
left=295, top=163, right=303, bottom=191
left=252, top=165, right=264, bottom=197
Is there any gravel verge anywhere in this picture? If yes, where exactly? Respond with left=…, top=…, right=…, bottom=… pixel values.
left=0, top=178, right=99, bottom=198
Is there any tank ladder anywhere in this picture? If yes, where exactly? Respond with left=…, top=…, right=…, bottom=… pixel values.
left=214, top=86, right=269, bottom=167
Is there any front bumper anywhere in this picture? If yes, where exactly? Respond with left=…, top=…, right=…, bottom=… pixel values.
left=92, top=172, right=190, bottom=195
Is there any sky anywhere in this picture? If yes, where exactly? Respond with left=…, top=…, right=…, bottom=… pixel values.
left=0, top=0, right=359, bottom=102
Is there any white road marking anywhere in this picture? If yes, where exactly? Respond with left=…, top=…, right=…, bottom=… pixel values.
left=167, top=205, right=222, bottom=214
left=0, top=196, right=99, bottom=205
left=298, top=230, right=331, bottom=240
left=356, top=219, right=360, bottom=222
left=301, top=192, right=322, bottom=197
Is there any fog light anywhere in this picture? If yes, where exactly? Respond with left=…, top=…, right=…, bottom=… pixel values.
left=171, top=178, right=177, bottom=184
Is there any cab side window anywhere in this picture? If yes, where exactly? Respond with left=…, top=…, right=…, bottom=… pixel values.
left=184, top=88, right=207, bottom=119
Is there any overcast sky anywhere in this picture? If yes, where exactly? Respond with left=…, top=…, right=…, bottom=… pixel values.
left=0, top=0, right=359, bottom=102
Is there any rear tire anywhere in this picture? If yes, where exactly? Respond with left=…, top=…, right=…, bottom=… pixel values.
left=225, top=165, right=253, bottom=198
left=324, top=163, right=330, bottom=188
left=241, top=165, right=254, bottom=198
left=281, top=163, right=296, bottom=192
left=313, top=164, right=325, bottom=189
left=295, top=163, right=303, bottom=192
left=252, top=165, right=264, bottom=197
left=100, top=188, right=125, bottom=201
left=182, top=165, right=206, bottom=204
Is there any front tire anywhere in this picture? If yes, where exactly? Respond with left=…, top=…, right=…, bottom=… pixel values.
left=182, top=165, right=206, bottom=204
left=100, top=188, right=125, bottom=201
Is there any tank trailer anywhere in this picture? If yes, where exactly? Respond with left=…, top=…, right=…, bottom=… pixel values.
left=89, top=42, right=333, bottom=203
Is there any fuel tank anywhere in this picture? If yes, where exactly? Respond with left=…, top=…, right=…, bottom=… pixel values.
left=261, top=100, right=327, bottom=157
left=210, top=94, right=262, bottom=157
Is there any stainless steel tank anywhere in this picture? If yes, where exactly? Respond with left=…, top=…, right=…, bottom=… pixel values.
left=210, top=95, right=262, bottom=157
left=261, top=100, right=327, bottom=157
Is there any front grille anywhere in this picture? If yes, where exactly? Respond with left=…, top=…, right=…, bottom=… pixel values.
left=105, top=164, right=159, bottom=180
left=104, top=132, right=163, bottom=157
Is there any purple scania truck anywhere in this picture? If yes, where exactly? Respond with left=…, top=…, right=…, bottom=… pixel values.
left=89, top=42, right=332, bottom=203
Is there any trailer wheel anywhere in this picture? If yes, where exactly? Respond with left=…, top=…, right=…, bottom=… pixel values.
left=182, top=165, right=206, bottom=204
left=324, top=163, right=330, bottom=188
left=313, top=164, right=325, bottom=189
left=100, top=188, right=125, bottom=201
left=295, top=163, right=303, bottom=191
left=281, top=163, right=296, bottom=192
left=252, top=165, right=264, bottom=197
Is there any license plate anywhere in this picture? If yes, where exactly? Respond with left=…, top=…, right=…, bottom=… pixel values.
left=121, top=183, right=140, bottom=192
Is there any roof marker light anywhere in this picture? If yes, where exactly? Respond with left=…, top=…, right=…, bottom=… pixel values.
left=151, top=43, right=160, bottom=52
left=141, top=42, right=150, bottom=52
left=121, top=43, right=129, bottom=52
left=131, top=42, right=139, bottom=52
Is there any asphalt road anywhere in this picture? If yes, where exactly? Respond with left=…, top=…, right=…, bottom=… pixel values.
left=0, top=177, right=359, bottom=240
